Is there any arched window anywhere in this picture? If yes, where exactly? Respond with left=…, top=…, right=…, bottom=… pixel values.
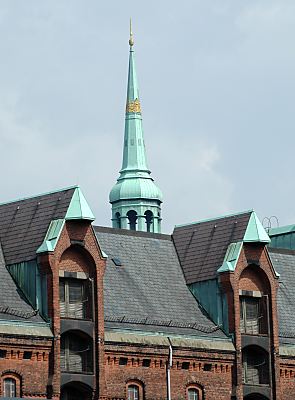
left=242, top=346, right=269, bottom=385
left=115, top=212, right=121, bottom=229
left=127, top=210, right=138, bottom=231
left=61, top=331, right=93, bottom=374
left=126, top=381, right=143, bottom=400
left=187, top=385, right=203, bottom=400
left=188, top=388, right=199, bottom=400
left=244, top=394, right=269, bottom=400
left=61, top=382, right=92, bottom=400
left=59, top=278, right=92, bottom=320
left=3, top=377, right=16, bottom=397
left=239, top=266, right=270, bottom=335
left=144, top=210, right=153, bottom=232
left=127, top=385, right=139, bottom=400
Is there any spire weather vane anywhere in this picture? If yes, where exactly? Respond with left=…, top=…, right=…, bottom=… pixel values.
left=129, top=18, right=134, bottom=47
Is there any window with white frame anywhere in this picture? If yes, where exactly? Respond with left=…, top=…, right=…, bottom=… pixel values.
left=3, top=377, right=16, bottom=397
left=127, top=384, right=139, bottom=400
left=188, top=388, right=199, bottom=400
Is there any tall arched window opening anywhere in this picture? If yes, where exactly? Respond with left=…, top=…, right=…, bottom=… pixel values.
left=3, top=378, right=16, bottom=397
left=115, top=212, right=121, bottom=229
left=61, top=382, right=92, bottom=400
left=60, top=331, right=93, bottom=374
left=244, top=395, right=269, bottom=400
left=127, top=210, right=138, bottom=231
left=242, top=346, right=269, bottom=385
left=187, top=384, right=203, bottom=400
left=59, top=278, right=92, bottom=320
left=188, top=388, right=199, bottom=400
left=127, top=384, right=139, bottom=400
left=144, top=210, right=153, bottom=232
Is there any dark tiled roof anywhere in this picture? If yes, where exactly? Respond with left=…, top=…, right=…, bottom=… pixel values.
left=0, top=187, right=75, bottom=265
left=95, top=226, right=227, bottom=339
left=0, top=243, right=43, bottom=323
left=269, top=248, right=295, bottom=343
left=173, top=211, right=251, bottom=284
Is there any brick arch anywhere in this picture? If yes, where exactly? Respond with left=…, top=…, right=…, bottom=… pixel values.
left=185, top=380, right=206, bottom=399
left=1, top=370, right=22, bottom=377
left=185, top=377, right=205, bottom=388
left=61, top=328, right=92, bottom=340
left=125, top=379, right=145, bottom=400
left=1, top=371, right=22, bottom=397
left=59, top=245, right=96, bottom=276
left=60, top=381, right=93, bottom=400
left=239, top=264, right=271, bottom=294
left=125, top=376, right=146, bottom=386
left=244, top=394, right=269, bottom=400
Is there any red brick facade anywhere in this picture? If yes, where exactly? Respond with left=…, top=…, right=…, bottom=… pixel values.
left=0, top=336, right=51, bottom=398
left=1, top=220, right=295, bottom=400
left=104, top=344, right=234, bottom=400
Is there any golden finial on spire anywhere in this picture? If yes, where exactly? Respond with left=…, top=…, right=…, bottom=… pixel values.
left=129, top=18, right=134, bottom=47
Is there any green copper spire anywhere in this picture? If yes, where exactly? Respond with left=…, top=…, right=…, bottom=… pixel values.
left=109, top=24, right=163, bottom=233
left=120, top=21, right=149, bottom=176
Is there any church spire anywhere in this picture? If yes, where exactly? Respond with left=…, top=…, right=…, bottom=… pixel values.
left=120, top=21, right=149, bottom=176
left=109, top=24, right=163, bottom=233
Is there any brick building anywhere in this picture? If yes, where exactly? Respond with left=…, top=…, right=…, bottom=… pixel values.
left=0, top=31, right=295, bottom=400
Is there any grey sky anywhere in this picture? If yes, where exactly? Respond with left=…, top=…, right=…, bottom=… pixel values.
left=0, top=1, right=294, bottom=233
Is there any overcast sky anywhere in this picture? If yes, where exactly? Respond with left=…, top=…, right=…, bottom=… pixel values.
left=0, top=1, right=294, bottom=233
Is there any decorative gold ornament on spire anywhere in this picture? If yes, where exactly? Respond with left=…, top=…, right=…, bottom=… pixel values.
left=129, top=18, right=134, bottom=47
left=126, top=98, right=141, bottom=113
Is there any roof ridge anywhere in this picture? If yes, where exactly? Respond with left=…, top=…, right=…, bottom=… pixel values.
left=94, top=225, right=172, bottom=240
left=175, top=209, right=253, bottom=229
left=0, top=185, right=78, bottom=207
left=104, top=314, right=220, bottom=333
left=269, top=223, right=295, bottom=236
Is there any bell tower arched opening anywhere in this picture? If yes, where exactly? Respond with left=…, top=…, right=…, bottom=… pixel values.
left=115, top=212, right=121, bottom=229
left=144, top=210, right=153, bottom=232
left=127, top=210, right=138, bottom=231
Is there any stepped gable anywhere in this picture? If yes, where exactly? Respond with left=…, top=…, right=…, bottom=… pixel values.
left=95, top=226, right=227, bottom=339
left=173, top=211, right=252, bottom=284
left=0, top=186, right=75, bottom=265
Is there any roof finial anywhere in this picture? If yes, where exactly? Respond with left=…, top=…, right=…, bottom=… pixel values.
left=129, top=18, right=134, bottom=47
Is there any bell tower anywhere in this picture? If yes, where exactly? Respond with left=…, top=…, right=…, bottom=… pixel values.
left=109, top=23, right=163, bottom=233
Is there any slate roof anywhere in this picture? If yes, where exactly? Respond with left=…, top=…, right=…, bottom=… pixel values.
left=173, top=211, right=252, bottom=284
left=269, top=248, right=295, bottom=344
left=0, top=243, right=43, bottom=323
left=0, top=186, right=75, bottom=265
left=95, top=226, right=227, bottom=339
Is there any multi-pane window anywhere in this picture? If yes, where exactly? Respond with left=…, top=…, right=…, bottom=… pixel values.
left=240, top=296, right=268, bottom=335
left=128, top=385, right=139, bottom=400
left=60, top=332, right=93, bottom=374
left=188, top=388, right=199, bottom=400
left=243, top=347, right=269, bottom=385
left=3, top=378, right=16, bottom=397
left=59, top=278, right=91, bottom=319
